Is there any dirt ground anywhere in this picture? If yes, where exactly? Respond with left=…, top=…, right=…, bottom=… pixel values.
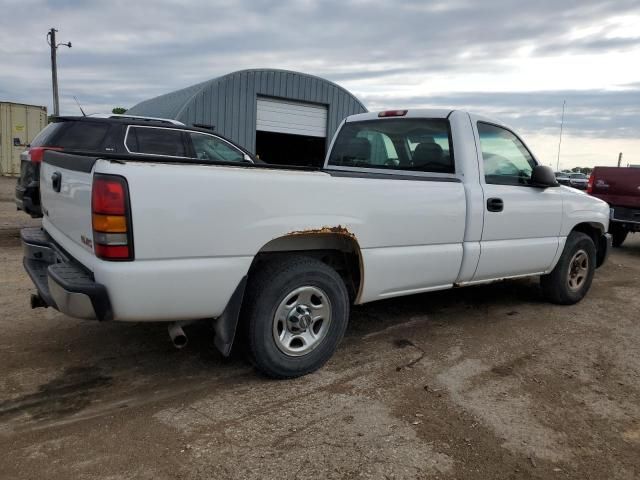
left=0, top=175, right=639, bottom=480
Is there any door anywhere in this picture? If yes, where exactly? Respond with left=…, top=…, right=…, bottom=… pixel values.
left=472, top=121, right=563, bottom=281
left=256, top=97, right=327, bottom=138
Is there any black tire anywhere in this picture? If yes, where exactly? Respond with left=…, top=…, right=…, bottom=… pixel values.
left=541, top=231, right=596, bottom=305
left=610, top=224, right=628, bottom=248
left=242, top=255, right=350, bottom=379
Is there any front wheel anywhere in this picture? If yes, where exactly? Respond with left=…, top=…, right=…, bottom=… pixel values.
left=541, top=231, right=596, bottom=305
left=242, top=256, right=350, bottom=378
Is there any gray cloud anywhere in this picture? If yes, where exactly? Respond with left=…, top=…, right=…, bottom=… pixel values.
left=359, top=88, right=640, bottom=138
left=0, top=0, right=639, bottom=145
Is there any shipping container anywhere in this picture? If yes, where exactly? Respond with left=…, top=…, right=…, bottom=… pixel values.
left=0, top=102, right=48, bottom=176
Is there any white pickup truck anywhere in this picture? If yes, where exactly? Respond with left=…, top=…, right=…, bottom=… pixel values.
left=22, top=109, right=612, bottom=378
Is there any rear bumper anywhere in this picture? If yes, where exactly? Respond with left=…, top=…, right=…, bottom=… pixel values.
left=22, top=227, right=112, bottom=321
left=610, top=206, right=640, bottom=231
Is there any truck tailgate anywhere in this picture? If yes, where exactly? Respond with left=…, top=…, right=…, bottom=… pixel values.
left=590, top=166, right=640, bottom=209
left=40, top=151, right=96, bottom=255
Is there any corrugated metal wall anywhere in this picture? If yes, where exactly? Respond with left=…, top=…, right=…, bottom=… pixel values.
left=128, top=69, right=367, bottom=153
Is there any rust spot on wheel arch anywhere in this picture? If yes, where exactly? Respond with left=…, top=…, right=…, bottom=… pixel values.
left=286, top=225, right=357, bottom=241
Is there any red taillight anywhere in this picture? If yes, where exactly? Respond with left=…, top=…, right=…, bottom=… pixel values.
left=378, top=110, right=408, bottom=117
left=586, top=173, right=594, bottom=193
left=28, top=146, right=63, bottom=163
left=91, top=175, right=133, bottom=261
left=92, top=176, right=127, bottom=215
left=94, top=244, right=130, bottom=259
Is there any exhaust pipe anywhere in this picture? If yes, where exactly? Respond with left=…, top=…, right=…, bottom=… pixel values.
left=168, top=322, right=188, bottom=349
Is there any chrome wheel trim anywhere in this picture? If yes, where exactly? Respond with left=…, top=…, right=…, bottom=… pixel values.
left=272, top=285, right=332, bottom=357
left=567, top=249, right=589, bottom=291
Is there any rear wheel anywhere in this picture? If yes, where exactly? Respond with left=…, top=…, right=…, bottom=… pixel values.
left=541, top=231, right=596, bottom=305
left=610, top=224, right=628, bottom=248
left=243, top=256, right=349, bottom=378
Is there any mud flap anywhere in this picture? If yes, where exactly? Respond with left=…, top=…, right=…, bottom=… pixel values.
left=213, top=276, right=247, bottom=356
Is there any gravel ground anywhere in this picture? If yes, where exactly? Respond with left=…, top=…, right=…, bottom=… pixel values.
left=0, top=175, right=639, bottom=479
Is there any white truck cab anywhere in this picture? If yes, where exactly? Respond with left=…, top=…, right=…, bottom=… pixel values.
left=22, top=109, right=612, bottom=378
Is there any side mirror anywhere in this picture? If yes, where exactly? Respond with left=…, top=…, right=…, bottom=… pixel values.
left=531, top=165, right=559, bottom=188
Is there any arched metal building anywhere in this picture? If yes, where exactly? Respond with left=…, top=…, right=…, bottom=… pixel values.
left=127, top=69, right=367, bottom=166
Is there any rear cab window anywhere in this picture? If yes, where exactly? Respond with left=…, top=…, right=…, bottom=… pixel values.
left=328, top=118, right=454, bottom=174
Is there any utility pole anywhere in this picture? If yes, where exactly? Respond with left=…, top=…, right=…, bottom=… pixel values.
left=617, top=152, right=623, bottom=167
left=556, top=100, right=566, bottom=171
left=47, top=28, right=72, bottom=117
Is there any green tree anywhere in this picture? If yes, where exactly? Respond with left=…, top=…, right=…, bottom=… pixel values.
left=112, top=107, right=127, bottom=114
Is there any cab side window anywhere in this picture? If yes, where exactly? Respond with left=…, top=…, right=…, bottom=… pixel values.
left=478, top=122, right=536, bottom=186
left=188, top=132, right=246, bottom=163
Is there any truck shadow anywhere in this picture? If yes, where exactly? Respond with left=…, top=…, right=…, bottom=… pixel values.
left=347, top=277, right=542, bottom=338
left=0, top=277, right=560, bottom=428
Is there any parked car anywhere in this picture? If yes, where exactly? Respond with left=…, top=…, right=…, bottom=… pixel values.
left=588, top=166, right=640, bottom=247
left=555, top=172, right=571, bottom=186
left=15, top=115, right=253, bottom=217
left=22, top=109, right=611, bottom=378
left=567, top=172, right=589, bottom=190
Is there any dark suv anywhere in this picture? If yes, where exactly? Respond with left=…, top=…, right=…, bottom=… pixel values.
left=15, top=115, right=255, bottom=217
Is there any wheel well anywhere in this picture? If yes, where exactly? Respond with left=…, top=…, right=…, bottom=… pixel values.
left=571, top=222, right=602, bottom=246
left=252, top=232, right=363, bottom=303
left=571, top=222, right=606, bottom=267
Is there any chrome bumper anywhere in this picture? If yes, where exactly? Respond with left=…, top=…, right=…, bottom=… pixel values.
left=22, top=227, right=112, bottom=321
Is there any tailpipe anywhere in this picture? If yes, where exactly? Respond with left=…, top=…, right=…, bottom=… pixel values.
left=168, top=322, right=188, bottom=349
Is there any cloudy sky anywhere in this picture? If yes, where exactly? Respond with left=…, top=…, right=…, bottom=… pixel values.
left=1, top=0, right=639, bottom=168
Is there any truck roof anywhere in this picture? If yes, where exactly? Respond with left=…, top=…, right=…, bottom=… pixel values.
left=346, top=109, right=507, bottom=129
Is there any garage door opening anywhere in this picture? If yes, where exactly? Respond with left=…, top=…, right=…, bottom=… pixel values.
left=255, top=97, right=328, bottom=167
left=256, top=131, right=326, bottom=167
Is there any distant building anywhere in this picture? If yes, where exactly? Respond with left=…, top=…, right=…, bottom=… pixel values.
left=127, top=69, right=367, bottom=167
left=0, top=102, right=47, bottom=176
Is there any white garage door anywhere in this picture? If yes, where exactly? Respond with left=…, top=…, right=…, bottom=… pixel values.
left=256, top=97, right=327, bottom=138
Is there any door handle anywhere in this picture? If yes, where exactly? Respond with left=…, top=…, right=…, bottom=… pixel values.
left=487, top=197, right=504, bottom=212
left=51, top=171, right=62, bottom=193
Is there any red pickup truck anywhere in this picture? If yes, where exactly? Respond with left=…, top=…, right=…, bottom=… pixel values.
left=588, top=167, right=640, bottom=247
